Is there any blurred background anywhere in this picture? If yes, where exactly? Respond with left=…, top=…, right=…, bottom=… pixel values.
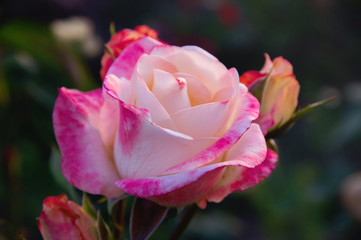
left=0, top=0, right=361, bottom=239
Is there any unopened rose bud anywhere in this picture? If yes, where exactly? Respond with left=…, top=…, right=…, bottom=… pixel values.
left=240, top=54, right=300, bottom=134
left=100, top=25, right=158, bottom=80
left=38, top=194, right=97, bottom=240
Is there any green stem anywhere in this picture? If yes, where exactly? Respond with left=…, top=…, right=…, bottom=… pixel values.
left=168, top=204, right=198, bottom=240
left=111, top=199, right=126, bottom=240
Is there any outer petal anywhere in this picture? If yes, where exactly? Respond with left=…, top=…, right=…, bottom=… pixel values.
left=239, top=70, right=266, bottom=88
left=53, top=87, right=122, bottom=198
left=107, top=37, right=164, bottom=80
left=116, top=164, right=226, bottom=207
left=201, top=149, right=278, bottom=207
left=260, top=53, right=293, bottom=75
left=267, top=77, right=300, bottom=128
left=261, top=75, right=300, bottom=127
left=113, top=101, right=216, bottom=179
left=254, top=112, right=275, bottom=135
left=116, top=147, right=273, bottom=208
left=162, top=86, right=260, bottom=175
left=223, top=123, right=267, bottom=168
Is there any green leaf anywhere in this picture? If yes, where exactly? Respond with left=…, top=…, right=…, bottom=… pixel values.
left=82, top=192, right=97, bottom=219
left=130, top=198, right=168, bottom=240
left=266, top=96, right=336, bottom=139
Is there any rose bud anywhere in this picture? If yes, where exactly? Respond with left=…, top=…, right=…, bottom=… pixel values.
left=240, top=54, right=300, bottom=134
left=38, top=194, right=98, bottom=240
left=100, top=25, right=158, bottom=80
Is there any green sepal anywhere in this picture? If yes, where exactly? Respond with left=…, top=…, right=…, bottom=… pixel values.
left=82, top=192, right=97, bottom=219
left=109, top=21, right=116, bottom=37
left=266, top=96, right=336, bottom=139
left=97, top=210, right=113, bottom=240
left=249, top=67, right=273, bottom=101
left=266, top=139, right=279, bottom=155
left=105, top=45, right=115, bottom=61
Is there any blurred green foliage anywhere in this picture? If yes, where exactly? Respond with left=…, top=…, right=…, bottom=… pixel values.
left=0, top=0, right=361, bottom=239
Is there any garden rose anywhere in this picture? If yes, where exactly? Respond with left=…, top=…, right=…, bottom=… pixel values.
left=38, top=194, right=97, bottom=240
left=53, top=35, right=278, bottom=208
left=239, top=54, right=300, bottom=134
left=100, top=25, right=158, bottom=80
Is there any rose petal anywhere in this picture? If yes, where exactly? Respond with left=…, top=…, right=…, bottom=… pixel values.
left=133, top=70, right=177, bottom=130
left=254, top=112, right=275, bottom=135
left=265, top=76, right=300, bottom=128
left=224, top=123, right=267, bottom=168
left=113, top=101, right=216, bottom=179
left=150, top=45, right=233, bottom=96
left=239, top=70, right=266, bottom=88
left=162, top=87, right=260, bottom=175
left=260, top=53, right=293, bottom=75
left=173, top=72, right=212, bottom=106
left=116, top=147, right=273, bottom=208
left=169, top=68, right=240, bottom=139
left=152, top=69, right=191, bottom=114
left=107, top=37, right=163, bottom=80
left=201, top=149, right=278, bottom=207
left=136, top=54, right=178, bottom=89
left=115, top=163, right=226, bottom=207
left=170, top=101, right=233, bottom=138
left=103, top=74, right=136, bottom=105
left=53, top=87, right=123, bottom=198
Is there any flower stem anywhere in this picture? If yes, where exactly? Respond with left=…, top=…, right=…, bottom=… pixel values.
left=111, top=199, right=126, bottom=240
left=168, top=204, right=198, bottom=240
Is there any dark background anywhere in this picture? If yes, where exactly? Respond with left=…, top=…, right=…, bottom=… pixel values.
left=1, top=0, right=361, bottom=239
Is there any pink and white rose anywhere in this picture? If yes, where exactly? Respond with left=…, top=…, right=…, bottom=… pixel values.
left=53, top=34, right=277, bottom=208
left=38, top=194, right=97, bottom=240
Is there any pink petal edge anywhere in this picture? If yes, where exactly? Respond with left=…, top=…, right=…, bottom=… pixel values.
left=198, top=149, right=278, bottom=208
left=161, top=91, right=260, bottom=175
left=53, top=87, right=123, bottom=198
left=115, top=150, right=275, bottom=208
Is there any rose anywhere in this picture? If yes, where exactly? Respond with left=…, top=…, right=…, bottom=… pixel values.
left=53, top=34, right=278, bottom=208
left=38, top=194, right=97, bottom=240
left=240, top=54, right=300, bottom=134
left=100, top=25, right=158, bottom=80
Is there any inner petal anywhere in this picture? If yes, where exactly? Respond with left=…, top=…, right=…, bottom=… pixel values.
left=133, top=71, right=177, bottom=131
left=170, top=100, right=235, bottom=138
left=173, top=72, right=212, bottom=106
left=136, top=54, right=178, bottom=90
left=152, top=69, right=191, bottom=115
left=150, top=45, right=234, bottom=97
